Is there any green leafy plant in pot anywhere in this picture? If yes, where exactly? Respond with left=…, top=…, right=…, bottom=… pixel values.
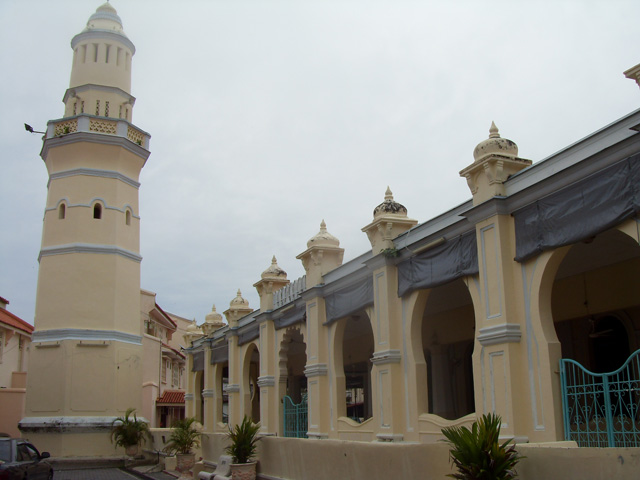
left=110, top=408, right=150, bottom=457
left=441, top=412, right=524, bottom=480
left=164, top=417, right=203, bottom=473
left=225, top=416, right=261, bottom=480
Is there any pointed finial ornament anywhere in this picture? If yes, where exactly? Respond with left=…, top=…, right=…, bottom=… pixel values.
left=489, top=121, right=500, bottom=138
left=320, top=219, right=327, bottom=232
left=384, top=186, right=393, bottom=201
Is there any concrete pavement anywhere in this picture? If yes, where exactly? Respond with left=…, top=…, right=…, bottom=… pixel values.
left=52, top=466, right=178, bottom=480
left=53, top=467, right=141, bottom=479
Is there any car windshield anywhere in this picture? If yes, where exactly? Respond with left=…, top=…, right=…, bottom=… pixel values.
left=0, top=441, right=10, bottom=462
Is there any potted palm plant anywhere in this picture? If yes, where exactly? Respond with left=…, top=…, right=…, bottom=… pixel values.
left=164, top=417, right=202, bottom=473
left=225, top=416, right=261, bottom=480
left=110, top=408, right=150, bottom=457
left=441, top=412, right=524, bottom=480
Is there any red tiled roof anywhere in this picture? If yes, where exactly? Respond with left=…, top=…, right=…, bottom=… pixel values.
left=156, top=390, right=185, bottom=405
left=162, top=342, right=186, bottom=359
left=0, top=308, right=34, bottom=335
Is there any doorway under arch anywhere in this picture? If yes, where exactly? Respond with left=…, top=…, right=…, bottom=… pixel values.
left=552, top=229, right=640, bottom=372
left=242, top=343, right=260, bottom=423
left=420, top=278, right=475, bottom=420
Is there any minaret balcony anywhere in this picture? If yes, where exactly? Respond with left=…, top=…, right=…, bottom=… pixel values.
left=45, top=114, right=150, bottom=150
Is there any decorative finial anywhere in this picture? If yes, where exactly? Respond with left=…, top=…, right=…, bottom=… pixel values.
left=489, top=121, right=500, bottom=138
left=320, top=219, right=327, bottom=232
left=271, top=255, right=277, bottom=265
left=384, top=186, right=393, bottom=201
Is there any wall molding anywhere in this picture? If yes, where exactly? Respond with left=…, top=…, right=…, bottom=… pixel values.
left=39, top=243, right=142, bottom=263
left=371, top=349, right=402, bottom=365
left=32, top=328, right=142, bottom=345
left=304, top=363, right=328, bottom=377
left=49, top=168, right=140, bottom=189
left=478, top=324, right=522, bottom=346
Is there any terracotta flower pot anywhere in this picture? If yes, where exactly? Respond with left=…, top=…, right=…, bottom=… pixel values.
left=176, top=453, right=196, bottom=473
left=230, top=461, right=257, bottom=480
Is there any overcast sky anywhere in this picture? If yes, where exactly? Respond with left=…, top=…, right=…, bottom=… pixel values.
left=1, top=0, right=639, bottom=326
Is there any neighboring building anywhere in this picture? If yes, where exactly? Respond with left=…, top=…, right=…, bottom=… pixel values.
left=184, top=77, right=640, bottom=477
left=21, top=2, right=150, bottom=457
left=0, top=297, right=33, bottom=437
left=141, top=289, right=189, bottom=428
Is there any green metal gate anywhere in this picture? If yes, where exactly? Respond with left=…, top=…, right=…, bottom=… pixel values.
left=283, top=394, right=308, bottom=438
left=559, top=349, right=640, bottom=447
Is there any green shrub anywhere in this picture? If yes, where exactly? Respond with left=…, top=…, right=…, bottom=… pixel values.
left=441, top=413, right=524, bottom=480
left=225, top=416, right=261, bottom=464
left=164, top=417, right=202, bottom=455
left=110, top=408, right=150, bottom=449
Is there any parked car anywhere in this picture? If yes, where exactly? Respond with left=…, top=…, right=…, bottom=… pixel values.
left=0, top=435, right=53, bottom=480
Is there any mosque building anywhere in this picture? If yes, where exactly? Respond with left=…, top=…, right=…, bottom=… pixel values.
left=19, top=1, right=640, bottom=477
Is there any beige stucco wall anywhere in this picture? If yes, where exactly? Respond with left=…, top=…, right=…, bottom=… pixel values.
left=195, top=435, right=640, bottom=480
left=0, top=332, right=29, bottom=387
left=0, top=388, right=26, bottom=437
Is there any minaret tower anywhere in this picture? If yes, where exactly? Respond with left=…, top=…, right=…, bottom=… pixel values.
left=21, top=3, right=150, bottom=457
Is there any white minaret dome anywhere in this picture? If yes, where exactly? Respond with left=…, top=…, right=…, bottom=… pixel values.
left=69, top=2, right=136, bottom=98
left=82, top=2, right=128, bottom=37
left=307, top=220, right=340, bottom=248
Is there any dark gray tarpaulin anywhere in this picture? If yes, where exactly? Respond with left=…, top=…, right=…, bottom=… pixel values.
left=237, top=325, right=260, bottom=346
left=514, top=154, right=640, bottom=262
left=274, top=308, right=305, bottom=330
left=210, top=344, right=229, bottom=364
left=324, top=276, right=374, bottom=325
left=397, top=231, right=479, bottom=297
left=192, top=350, right=204, bottom=372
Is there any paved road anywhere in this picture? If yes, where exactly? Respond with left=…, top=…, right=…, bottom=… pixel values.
left=53, top=467, right=149, bottom=479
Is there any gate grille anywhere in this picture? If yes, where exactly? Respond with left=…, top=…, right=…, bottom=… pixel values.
left=283, top=394, right=308, bottom=438
left=560, top=349, right=640, bottom=447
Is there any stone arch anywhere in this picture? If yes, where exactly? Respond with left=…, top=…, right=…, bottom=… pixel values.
left=213, top=358, right=229, bottom=426
left=194, top=370, right=205, bottom=425
left=278, top=326, right=307, bottom=403
left=332, top=310, right=374, bottom=424
left=241, top=341, right=260, bottom=423
left=421, top=278, right=476, bottom=420
left=522, top=225, right=640, bottom=440
left=550, top=228, right=640, bottom=371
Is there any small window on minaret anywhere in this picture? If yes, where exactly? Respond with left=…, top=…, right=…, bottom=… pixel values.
left=81, top=101, right=85, bottom=114
left=96, top=100, right=100, bottom=116
left=125, top=210, right=131, bottom=226
left=93, top=203, right=102, bottom=219
left=59, top=204, right=66, bottom=220
left=105, top=101, right=110, bottom=117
